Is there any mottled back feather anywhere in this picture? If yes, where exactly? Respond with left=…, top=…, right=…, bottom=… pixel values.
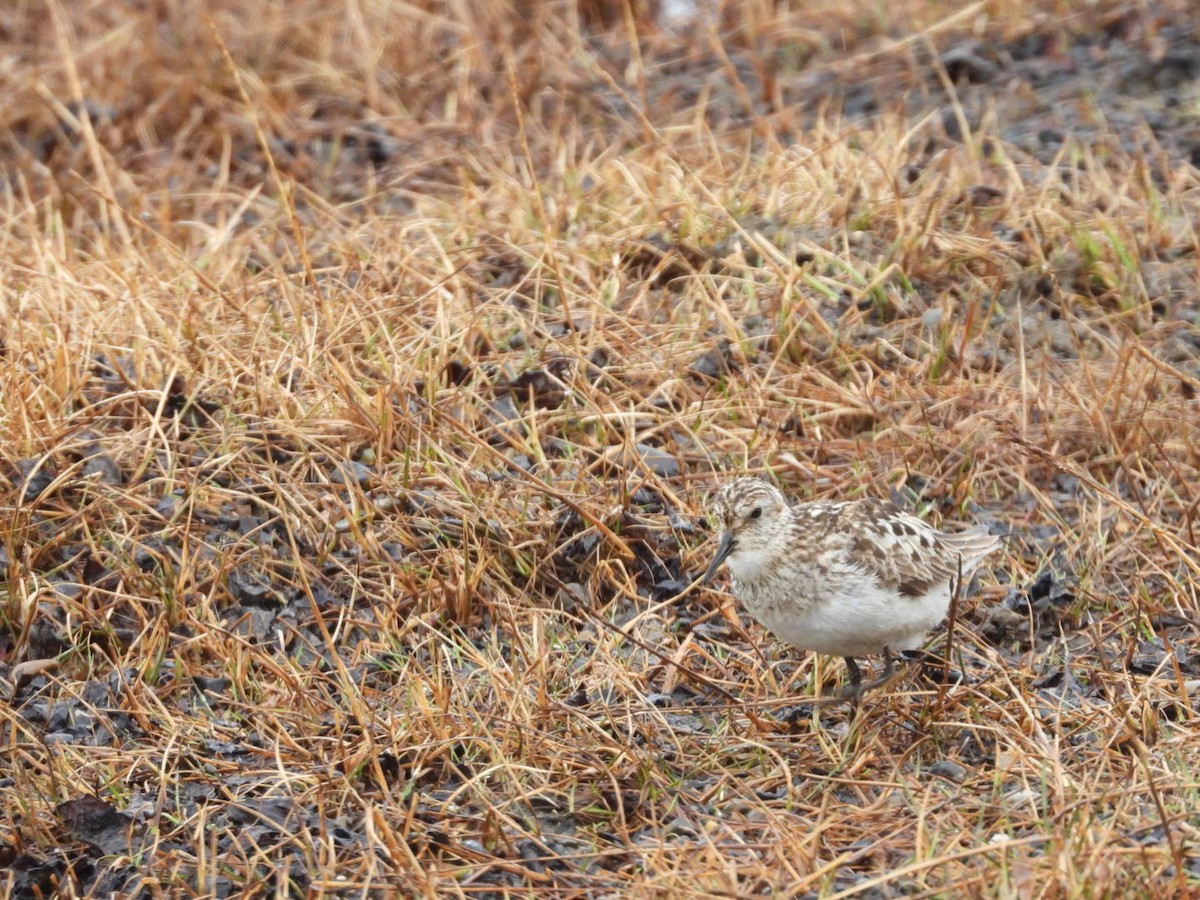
left=843, top=498, right=1000, bottom=597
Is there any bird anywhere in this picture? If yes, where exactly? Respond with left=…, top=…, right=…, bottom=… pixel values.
left=702, top=476, right=1001, bottom=700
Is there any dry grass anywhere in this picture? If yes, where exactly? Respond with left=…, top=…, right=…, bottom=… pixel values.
left=2, top=0, right=1199, bottom=895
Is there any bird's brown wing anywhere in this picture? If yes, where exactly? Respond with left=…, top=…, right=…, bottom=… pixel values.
left=845, top=500, right=981, bottom=597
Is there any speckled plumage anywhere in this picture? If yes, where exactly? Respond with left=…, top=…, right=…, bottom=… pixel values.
left=703, top=477, right=1001, bottom=696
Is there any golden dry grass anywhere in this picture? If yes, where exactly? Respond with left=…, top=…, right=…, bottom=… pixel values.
left=2, top=0, right=1200, bottom=896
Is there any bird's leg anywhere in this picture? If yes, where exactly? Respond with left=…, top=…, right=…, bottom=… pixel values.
left=839, top=657, right=865, bottom=702
left=845, top=657, right=863, bottom=686
left=840, top=652, right=912, bottom=703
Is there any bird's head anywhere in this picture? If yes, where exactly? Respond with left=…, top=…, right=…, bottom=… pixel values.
left=702, top=477, right=789, bottom=583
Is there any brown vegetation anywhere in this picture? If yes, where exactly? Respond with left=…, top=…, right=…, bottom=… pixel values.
left=2, top=0, right=1199, bottom=895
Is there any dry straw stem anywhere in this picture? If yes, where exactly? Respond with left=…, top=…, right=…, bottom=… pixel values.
left=2, top=0, right=1200, bottom=896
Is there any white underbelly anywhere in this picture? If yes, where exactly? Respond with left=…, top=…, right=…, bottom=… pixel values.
left=743, top=580, right=952, bottom=658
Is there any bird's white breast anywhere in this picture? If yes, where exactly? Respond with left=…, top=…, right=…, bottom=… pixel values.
left=734, top=570, right=952, bottom=659
left=725, top=545, right=780, bottom=583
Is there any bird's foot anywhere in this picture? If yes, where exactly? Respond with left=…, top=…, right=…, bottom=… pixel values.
left=838, top=652, right=905, bottom=703
left=840, top=686, right=868, bottom=710
left=858, top=668, right=903, bottom=694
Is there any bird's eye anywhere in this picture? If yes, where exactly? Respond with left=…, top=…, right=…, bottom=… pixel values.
left=748, top=507, right=762, bottom=520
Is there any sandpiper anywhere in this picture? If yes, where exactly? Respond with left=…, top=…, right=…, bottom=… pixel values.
left=703, top=477, right=1001, bottom=699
